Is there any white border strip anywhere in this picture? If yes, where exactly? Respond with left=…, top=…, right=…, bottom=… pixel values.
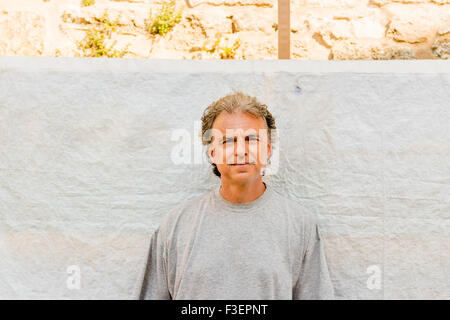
left=0, top=57, right=449, bottom=74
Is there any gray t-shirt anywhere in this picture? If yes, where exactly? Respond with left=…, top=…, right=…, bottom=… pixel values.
left=139, top=184, right=335, bottom=300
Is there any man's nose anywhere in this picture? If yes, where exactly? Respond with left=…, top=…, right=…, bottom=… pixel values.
left=234, top=136, right=247, bottom=162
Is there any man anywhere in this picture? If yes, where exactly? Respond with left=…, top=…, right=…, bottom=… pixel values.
left=139, top=92, right=335, bottom=299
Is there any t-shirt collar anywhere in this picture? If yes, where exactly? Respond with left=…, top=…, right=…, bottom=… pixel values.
left=213, top=182, right=273, bottom=212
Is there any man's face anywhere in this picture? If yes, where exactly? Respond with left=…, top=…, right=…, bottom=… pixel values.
left=208, top=111, right=272, bottom=183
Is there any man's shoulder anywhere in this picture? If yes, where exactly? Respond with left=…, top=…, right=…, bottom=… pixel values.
left=159, top=188, right=213, bottom=229
left=271, top=190, right=319, bottom=226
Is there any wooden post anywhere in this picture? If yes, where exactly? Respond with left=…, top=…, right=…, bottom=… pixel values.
left=278, top=0, right=290, bottom=59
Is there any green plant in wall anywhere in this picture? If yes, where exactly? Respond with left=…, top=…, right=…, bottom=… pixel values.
left=76, top=10, right=130, bottom=58
left=202, top=34, right=241, bottom=59
left=202, top=37, right=221, bottom=55
left=81, top=0, right=95, bottom=7
left=77, top=28, right=129, bottom=57
left=95, top=10, right=120, bottom=36
left=147, top=0, right=182, bottom=36
left=219, top=38, right=241, bottom=59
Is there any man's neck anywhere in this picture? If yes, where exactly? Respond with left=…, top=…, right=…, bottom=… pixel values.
left=219, top=178, right=266, bottom=203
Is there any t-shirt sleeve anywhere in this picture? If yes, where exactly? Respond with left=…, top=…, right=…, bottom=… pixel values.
left=293, top=217, right=335, bottom=300
left=139, top=227, right=172, bottom=300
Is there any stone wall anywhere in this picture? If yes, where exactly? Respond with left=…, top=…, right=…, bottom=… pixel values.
left=0, top=0, right=449, bottom=59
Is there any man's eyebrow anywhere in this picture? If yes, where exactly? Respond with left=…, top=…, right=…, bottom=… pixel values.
left=220, top=135, right=233, bottom=142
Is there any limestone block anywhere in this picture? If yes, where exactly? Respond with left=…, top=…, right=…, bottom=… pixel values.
left=60, top=5, right=151, bottom=30
left=298, top=0, right=365, bottom=7
left=352, top=17, right=386, bottom=39
left=370, top=0, right=390, bottom=5
left=0, top=10, right=46, bottom=56
left=234, top=32, right=277, bottom=59
left=111, top=33, right=151, bottom=58
left=291, top=34, right=331, bottom=59
left=180, top=5, right=274, bottom=39
left=319, top=20, right=354, bottom=46
left=432, top=36, right=450, bottom=58
left=308, top=15, right=386, bottom=48
left=387, top=17, right=436, bottom=43
left=183, top=14, right=209, bottom=37
left=115, top=9, right=149, bottom=29
left=438, top=25, right=450, bottom=36
left=225, top=8, right=276, bottom=35
left=394, top=0, right=431, bottom=2
left=371, top=0, right=432, bottom=5
left=111, top=0, right=151, bottom=3
left=185, top=0, right=274, bottom=7
left=331, top=41, right=415, bottom=59
left=182, top=11, right=229, bottom=37
left=306, top=16, right=354, bottom=47
left=437, top=16, right=450, bottom=35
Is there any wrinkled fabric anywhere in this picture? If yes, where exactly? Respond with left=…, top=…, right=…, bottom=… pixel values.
left=1, top=58, right=449, bottom=299
left=139, top=184, right=335, bottom=300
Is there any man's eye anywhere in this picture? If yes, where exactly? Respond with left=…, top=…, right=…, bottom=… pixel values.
left=223, top=139, right=234, bottom=144
left=247, top=136, right=259, bottom=141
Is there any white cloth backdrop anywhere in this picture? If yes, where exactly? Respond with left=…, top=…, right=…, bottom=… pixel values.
left=0, top=57, right=449, bottom=299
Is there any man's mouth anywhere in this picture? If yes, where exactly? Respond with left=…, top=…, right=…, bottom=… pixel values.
left=230, top=162, right=255, bottom=166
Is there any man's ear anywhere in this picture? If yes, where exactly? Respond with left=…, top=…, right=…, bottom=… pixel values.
left=208, top=146, right=215, bottom=164
left=266, top=142, right=272, bottom=164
